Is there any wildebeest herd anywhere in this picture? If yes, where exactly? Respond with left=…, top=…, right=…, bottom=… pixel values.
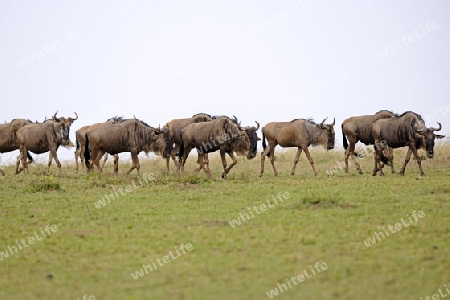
left=0, top=110, right=445, bottom=178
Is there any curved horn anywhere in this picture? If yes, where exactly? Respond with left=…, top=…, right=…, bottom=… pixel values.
left=429, top=122, right=442, bottom=132
left=319, top=117, right=328, bottom=127
left=133, top=115, right=137, bottom=119
left=255, top=121, right=260, bottom=130
left=72, top=112, right=78, bottom=121
left=233, top=115, right=238, bottom=123
left=52, top=111, right=60, bottom=122
left=331, top=117, right=335, bottom=126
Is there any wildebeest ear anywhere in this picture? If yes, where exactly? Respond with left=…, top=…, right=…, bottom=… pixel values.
left=435, top=134, right=445, bottom=139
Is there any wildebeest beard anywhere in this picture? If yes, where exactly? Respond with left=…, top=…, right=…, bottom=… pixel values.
left=57, top=123, right=71, bottom=146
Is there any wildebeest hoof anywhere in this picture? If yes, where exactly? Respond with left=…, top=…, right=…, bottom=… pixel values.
left=359, top=171, right=363, bottom=174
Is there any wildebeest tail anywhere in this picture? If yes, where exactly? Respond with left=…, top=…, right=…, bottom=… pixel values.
left=262, top=132, right=267, bottom=150
left=84, top=134, right=90, bottom=169
left=262, top=131, right=271, bottom=157
left=380, top=152, right=390, bottom=165
left=178, top=138, right=184, bottom=160
left=26, top=151, right=33, bottom=163
left=76, top=136, right=80, bottom=150
left=342, top=125, right=348, bottom=149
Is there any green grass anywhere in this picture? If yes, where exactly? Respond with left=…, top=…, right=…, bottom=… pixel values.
left=1, top=145, right=450, bottom=300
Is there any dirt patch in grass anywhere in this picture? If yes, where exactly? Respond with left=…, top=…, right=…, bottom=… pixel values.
left=203, top=220, right=230, bottom=227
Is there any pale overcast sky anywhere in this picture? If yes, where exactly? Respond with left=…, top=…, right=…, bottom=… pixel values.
left=1, top=0, right=449, bottom=163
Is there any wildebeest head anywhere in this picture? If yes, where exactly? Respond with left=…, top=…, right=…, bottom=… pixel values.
left=239, top=121, right=261, bottom=159
left=52, top=111, right=78, bottom=146
left=421, top=122, right=445, bottom=158
left=161, top=126, right=173, bottom=158
left=317, top=117, right=335, bottom=150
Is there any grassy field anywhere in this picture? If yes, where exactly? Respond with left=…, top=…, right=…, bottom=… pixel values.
left=1, top=144, right=449, bottom=300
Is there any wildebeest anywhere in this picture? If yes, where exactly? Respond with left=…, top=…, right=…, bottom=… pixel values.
left=0, top=118, right=34, bottom=175
left=74, top=117, right=124, bottom=173
left=163, top=113, right=212, bottom=171
left=197, top=115, right=244, bottom=172
left=260, top=117, right=335, bottom=177
left=341, top=110, right=397, bottom=173
left=84, top=118, right=171, bottom=175
left=16, top=112, right=78, bottom=175
left=371, top=111, right=433, bottom=176
left=380, top=122, right=445, bottom=173
left=39, top=112, right=77, bottom=171
left=177, top=118, right=260, bottom=179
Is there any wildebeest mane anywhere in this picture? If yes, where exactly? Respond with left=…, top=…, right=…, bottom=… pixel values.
left=10, top=118, right=33, bottom=124
left=290, top=118, right=314, bottom=124
left=192, top=113, right=212, bottom=118
left=375, top=110, right=399, bottom=117
left=398, top=111, right=423, bottom=120
left=107, top=116, right=126, bottom=123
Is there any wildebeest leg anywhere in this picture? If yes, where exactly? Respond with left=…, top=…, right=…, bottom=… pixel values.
left=197, top=153, right=212, bottom=178
left=74, top=148, right=80, bottom=173
left=223, top=151, right=237, bottom=179
left=126, top=152, right=139, bottom=175
left=170, top=154, right=178, bottom=171
left=165, top=157, right=170, bottom=173
left=372, top=149, right=384, bottom=176
left=178, top=146, right=192, bottom=174
left=260, top=145, right=271, bottom=177
left=16, top=152, right=23, bottom=174
left=170, top=146, right=179, bottom=172
left=399, top=148, right=412, bottom=176
left=100, top=153, right=109, bottom=170
left=348, top=142, right=363, bottom=174
left=290, top=147, right=303, bottom=176
left=411, top=146, right=425, bottom=176
left=400, top=147, right=424, bottom=176
left=90, top=149, right=103, bottom=173
left=384, top=147, right=395, bottom=173
left=344, top=141, right=353, bottom=173
left=302, top=147, right=318, bottom=176
left=113, top=154, right=119, bottom=175
left=49, top=148, right=62, bottom=175
left=195, top=153, right=210, bottom=173
left=18, top=146, right=29, bottom=174
left=203, top=153, right=210, bottom=173
left=194, top=153, right=202, bottom=172
left=268, top=145, right=278, bottom=176
left=15, top=152, right=31, bottom=173
left=15, top=154, right=21, bottom=173
left=47, top=152, right=54, bottom=173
